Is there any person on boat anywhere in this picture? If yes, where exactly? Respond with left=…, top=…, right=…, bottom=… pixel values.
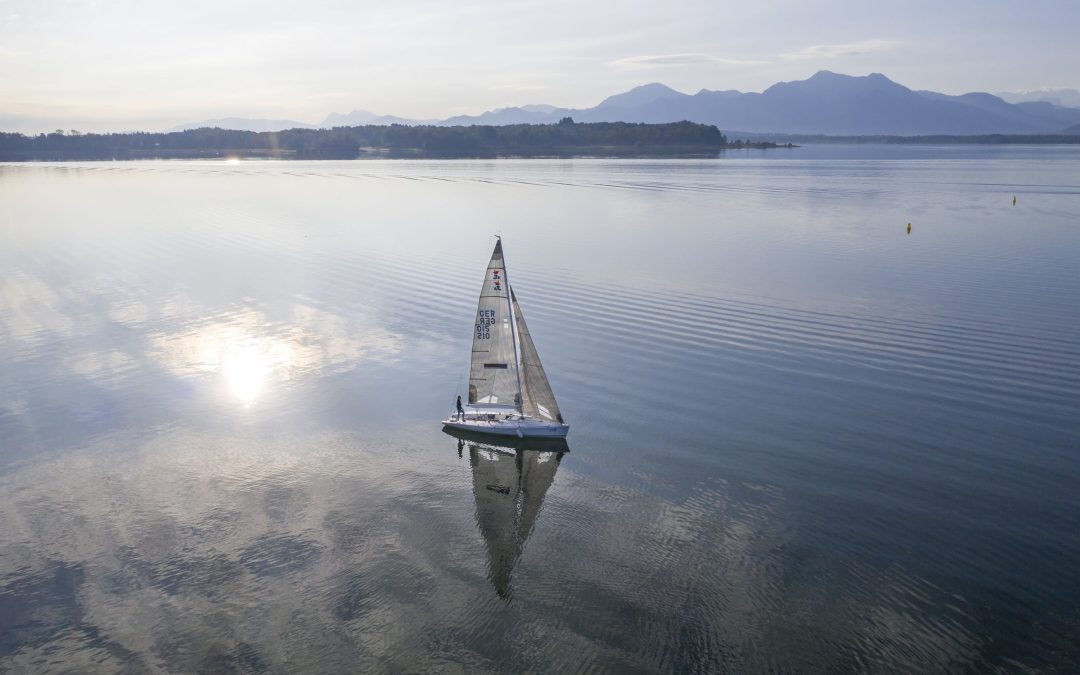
left=456, top=395, right=464, bottom=420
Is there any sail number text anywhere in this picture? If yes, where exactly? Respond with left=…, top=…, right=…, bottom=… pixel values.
left=476, top=309, right=497, bottom=339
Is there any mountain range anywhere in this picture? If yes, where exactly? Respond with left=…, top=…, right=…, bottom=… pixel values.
left=997, top=87, right=1080, bottom=109
left=170, top=71, right=1080, bottom=136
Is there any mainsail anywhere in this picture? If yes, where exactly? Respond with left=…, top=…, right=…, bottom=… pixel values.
left=469, top=240, right=521, bottom=406
left=511, top=288, right=563, bottom=423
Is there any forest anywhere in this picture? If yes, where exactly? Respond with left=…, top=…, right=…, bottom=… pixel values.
left=0, top=120, right=789, bottom=160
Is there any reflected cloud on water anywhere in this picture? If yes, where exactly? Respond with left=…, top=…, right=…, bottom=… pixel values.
left=0, top=263, right=408, bottom=446
left=0, top=422, right=987, bottom=672
left=148, top=304, right=404, bottom=409
left=1, top=270, right=77, bottom=360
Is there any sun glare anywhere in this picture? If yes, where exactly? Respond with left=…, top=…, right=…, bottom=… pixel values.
left=221, top=342, right=271, bottom=406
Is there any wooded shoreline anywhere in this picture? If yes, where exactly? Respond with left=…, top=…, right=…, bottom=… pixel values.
left=0, top=121, right=794, bottom=161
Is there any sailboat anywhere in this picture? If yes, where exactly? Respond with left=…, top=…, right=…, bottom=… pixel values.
left=443, top=238, right=569, bottom=438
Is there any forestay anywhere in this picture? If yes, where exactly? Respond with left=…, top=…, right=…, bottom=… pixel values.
left=469, top=240, right=521, bottom=406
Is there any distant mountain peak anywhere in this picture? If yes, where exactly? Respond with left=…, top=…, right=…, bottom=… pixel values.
left=520, top=104, right=559, bottom=113
left=322, top=109, right=384, bottom=127
left=165, top=117, right=314, bottom=133
left=633, top=82, right=681, bottom=94
left=807, top=70, right=891, bottom=82
left=767, top=70, right=909, bottom=99
left=998, top=87, right=1080, bottom=109
left=597, top=82, right=686, bottom=109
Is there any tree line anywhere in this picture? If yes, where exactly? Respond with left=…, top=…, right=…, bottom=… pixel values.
left=0, top=120, right=761, bottom=160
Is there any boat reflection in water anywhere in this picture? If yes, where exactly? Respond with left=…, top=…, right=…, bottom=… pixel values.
left=444, top=427, right=566, bottom=598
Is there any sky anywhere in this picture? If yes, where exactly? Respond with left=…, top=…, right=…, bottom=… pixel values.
left=2, top=0, right=1079, bottom=133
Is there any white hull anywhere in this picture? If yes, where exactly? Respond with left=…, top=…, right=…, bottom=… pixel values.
left=443, top=416, right=569, bottom=438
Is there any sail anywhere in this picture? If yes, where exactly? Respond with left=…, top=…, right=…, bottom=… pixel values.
left=511, top=288, right=563, bottom=423
left=469, top=446, right=562, bottom=597
left=469, top=240, right=520, bottom=406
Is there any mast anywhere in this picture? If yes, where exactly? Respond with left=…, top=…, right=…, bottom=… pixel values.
left=509, top=283, right=525, bottom=414
left=499, top=237, right=525, bottom=414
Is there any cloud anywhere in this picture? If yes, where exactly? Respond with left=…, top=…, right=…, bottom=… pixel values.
left=489, top=83, right=552, bottom=92
left=608, top=53, right=768, bottom=70
left=779, top=39, right=901, bottom=61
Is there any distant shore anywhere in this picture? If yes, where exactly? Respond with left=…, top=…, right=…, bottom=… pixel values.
left=741, top=133, right=1080, bottom=146
left=6, top=122, right=1076, bottom=162
left=0, top=122, right=796, bottom=161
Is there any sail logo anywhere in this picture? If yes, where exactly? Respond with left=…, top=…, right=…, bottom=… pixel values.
left=492, top=269, right=502, bottom=292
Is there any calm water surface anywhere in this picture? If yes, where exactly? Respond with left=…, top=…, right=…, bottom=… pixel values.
left=1, top=148, right=1079, bottom=672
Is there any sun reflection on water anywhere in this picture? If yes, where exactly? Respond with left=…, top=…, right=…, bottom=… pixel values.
left=221, top=340, right=273, bottom=406
left=146, top=305, right=405, bottom=409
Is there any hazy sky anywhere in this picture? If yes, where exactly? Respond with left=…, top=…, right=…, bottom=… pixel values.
left=2, top=0, right=1078, bottom=133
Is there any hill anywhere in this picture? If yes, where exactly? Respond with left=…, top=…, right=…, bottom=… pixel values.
left=161, top=72, right=1080, bottom=137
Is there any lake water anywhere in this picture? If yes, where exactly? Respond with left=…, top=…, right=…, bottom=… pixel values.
left=2, top=147, right=1079, bottom=673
